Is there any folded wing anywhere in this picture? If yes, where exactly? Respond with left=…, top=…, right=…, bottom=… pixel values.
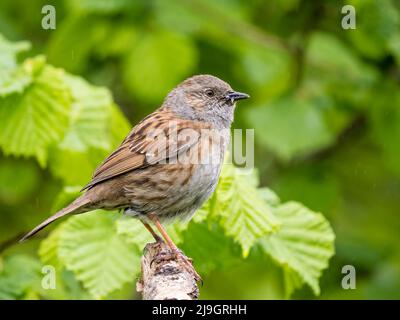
left=82, top=110, right=207, bottom=190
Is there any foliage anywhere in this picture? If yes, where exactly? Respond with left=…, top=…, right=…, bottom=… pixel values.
left=0, top=0, right=399, bottom=300
left=0, top=36, right=334, bottom=299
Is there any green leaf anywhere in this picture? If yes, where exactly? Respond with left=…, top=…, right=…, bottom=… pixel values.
left=346, top=0, right=399, bottom=59
left=39, top=228, right=94, bottom=300
left=260, top=202, right=335, bottom=297
left=38, top=225, right=64, bottom=270
left=0, top=59, right=33, bottom=97
left=258, top=187, right=280, bottom=206
left=0, top=255, right=42, bottom=300
left=216, top=164, right=280, bottom=256
left=0, top=34, right=30, bottom=69
left=301, top=32, right=378, bottom=102
left=193, top=193, right=214, bottom=223
left=116, top=217, right=153, bottom=250
left=49, top=149, right=101, bottom=186
left=123, top=31, right=197, bottom=102
left=246, top=98, right=335, bottom=161
left=0, top=34, right=31, bottom=96
left=58, top=211, right=140, bottom=299
left=235, top=45, right=293, bottom=101
left=48, top=76, right=127, bottom=185
left=39, top=185, right=82, bottom=271
left=60, top=74, right=113, bottom=152
left=282, top=266, right=303, bottom=299
left=307, top=32, right=374, bottom=81
left=0, top=56, right=72, bottom=166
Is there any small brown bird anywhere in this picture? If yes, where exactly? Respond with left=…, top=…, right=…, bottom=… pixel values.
left=21, top=74, right=249, bottom=280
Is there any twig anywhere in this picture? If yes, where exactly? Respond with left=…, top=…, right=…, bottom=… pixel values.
left=137, top=242, right=199, bottom=300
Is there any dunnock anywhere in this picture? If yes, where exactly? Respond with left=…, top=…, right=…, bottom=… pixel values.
left=21, top=74, right=249, bottom=280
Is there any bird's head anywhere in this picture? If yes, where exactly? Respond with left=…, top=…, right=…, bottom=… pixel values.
left=164, top=74, right=249, bottom=128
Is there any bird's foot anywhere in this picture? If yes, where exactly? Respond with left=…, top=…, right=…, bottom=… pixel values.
left=150, top=248, right=175, bottom=268
left=149, top=246, right=199, bottom=283
left=173, top=250, right=202, bottom=283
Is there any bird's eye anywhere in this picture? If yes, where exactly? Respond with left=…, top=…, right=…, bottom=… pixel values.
left=205, top=89, right=215, bottom=97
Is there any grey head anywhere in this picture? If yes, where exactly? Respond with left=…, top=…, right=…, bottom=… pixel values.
left=163, top=74, right=249, bottom=128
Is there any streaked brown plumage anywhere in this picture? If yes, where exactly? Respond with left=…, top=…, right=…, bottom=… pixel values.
left=21, top=74, right=249, bottom=280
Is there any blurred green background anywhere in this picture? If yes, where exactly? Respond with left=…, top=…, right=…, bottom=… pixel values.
left=0, top=0, right=399, bottom=299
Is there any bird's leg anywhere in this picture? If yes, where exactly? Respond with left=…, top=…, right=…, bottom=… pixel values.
left=147, top=213, right=202, bottom=282
left=141, top=221, right=163, bottom=243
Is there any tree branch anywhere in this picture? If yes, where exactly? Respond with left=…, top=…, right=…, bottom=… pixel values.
left=136, top=242, right=199, bottom=300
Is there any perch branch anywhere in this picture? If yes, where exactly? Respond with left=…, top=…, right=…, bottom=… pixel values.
left=137, top=242, right=199, bottom=300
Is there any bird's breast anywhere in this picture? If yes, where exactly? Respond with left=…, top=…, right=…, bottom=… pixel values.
left=122, top=129, right=229, bottom=220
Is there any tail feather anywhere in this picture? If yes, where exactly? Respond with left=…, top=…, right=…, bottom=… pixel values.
left=20, top=195, right=91, bottom=242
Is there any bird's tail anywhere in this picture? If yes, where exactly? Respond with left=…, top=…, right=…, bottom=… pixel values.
left=20, top=195, right=92, bottom=242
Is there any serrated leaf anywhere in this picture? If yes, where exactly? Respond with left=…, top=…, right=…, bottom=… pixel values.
left=48, top=75, right=123, bottom=185
left=0, top=34, right=30, bottom=69
left=0, top=57, right=71, bottom=166
left=0, top=34, right=31, bottom=96
left=260, top=202, right=335, bottom=296
left=116, top=217, right=153, bottom=249
left=282, top=266, right=304, bottom=299
left=60, top=74, right=113, bottom=152
left=0, top=62, right=33, bottom=97
left=123, top=31, right=197, bottom=102
left=193, top=193, right=214, bottom=224
left=217, top=164, right=280, bottom=257
left=58, top=211, right=140, bottom=299
left=259, top=187, right=280, bottom=206
left=38, top=225, right=64, bottom=270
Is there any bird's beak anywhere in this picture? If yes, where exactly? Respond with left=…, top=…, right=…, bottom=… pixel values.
left=225, top=91, right=250, bottom=103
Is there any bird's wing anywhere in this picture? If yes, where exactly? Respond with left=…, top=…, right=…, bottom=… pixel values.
left=81, top=110, right=207, bottom=190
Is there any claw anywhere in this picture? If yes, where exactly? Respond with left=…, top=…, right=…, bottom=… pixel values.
left=173, top=251, right=202, bottom=282
left=150, top=249, right=175, bottom=268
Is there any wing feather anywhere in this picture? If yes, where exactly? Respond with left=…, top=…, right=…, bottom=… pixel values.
left=81, top=110, right=207, bottom=190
